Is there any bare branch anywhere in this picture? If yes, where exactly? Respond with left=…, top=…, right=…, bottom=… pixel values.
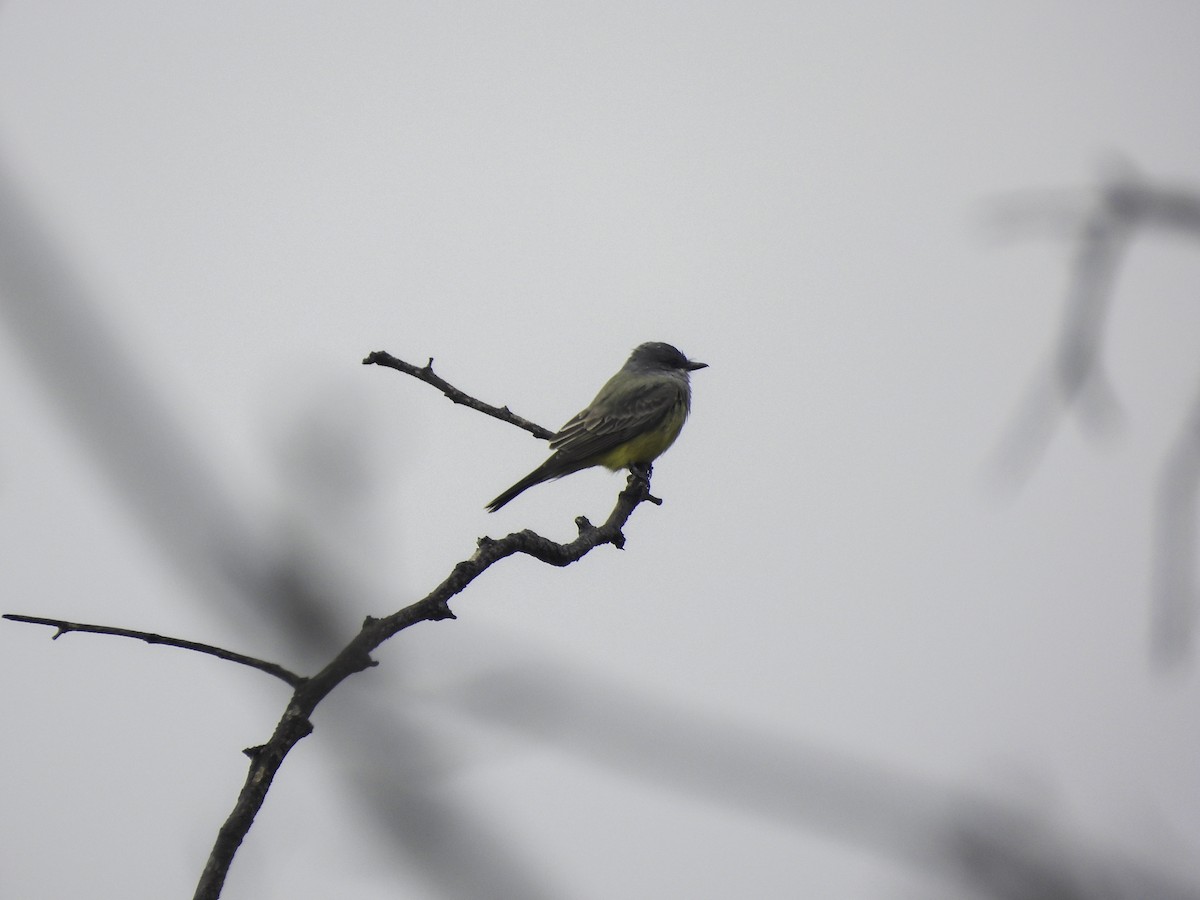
left=363, top=350, right=556, bottom=440
left=191, top=466, right=659, bottom=900
left=2, top=614, right=305, bottom=688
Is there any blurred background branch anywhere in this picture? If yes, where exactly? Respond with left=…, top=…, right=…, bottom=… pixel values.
left=440, top=659, right=1200, bottom=900
left=988, top=164, right=1200, bottom=670
left=1, top=613, right=305, bottom=687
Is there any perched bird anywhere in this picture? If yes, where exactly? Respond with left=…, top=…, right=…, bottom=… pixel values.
left=486, top=342, right=707, bottom=511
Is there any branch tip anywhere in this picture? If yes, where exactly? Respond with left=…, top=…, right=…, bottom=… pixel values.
left=364, top=349, right=556, bottom=440
left=4, top=613, right=304, bottom=686
left=428, top=602, right=457, bottom=621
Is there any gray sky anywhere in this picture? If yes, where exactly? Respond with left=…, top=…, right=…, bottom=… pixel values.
left=2, top=3, right=1200, bottom=898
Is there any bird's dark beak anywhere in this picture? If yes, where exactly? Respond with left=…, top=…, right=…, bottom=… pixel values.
left=686, top=360, right=708, bottom=371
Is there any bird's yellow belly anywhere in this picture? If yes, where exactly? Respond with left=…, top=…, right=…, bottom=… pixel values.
left=595, top=404, right=688, bottom=471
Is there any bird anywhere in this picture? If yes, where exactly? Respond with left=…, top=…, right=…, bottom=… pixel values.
left=486, top=341, right=707, bottom=511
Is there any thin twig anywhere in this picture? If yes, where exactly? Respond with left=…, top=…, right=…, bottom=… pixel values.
left=363, top=350, right=556, bottom=440
left=2, top=614, right=305, bottom=688
left=191, top=467, right=657, bottom=900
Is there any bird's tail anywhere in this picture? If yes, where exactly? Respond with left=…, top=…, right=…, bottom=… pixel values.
left=485, top=461, right=559, bottom=512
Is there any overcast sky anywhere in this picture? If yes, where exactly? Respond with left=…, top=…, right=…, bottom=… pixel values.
left=2, top=4, right=1200, bottom=899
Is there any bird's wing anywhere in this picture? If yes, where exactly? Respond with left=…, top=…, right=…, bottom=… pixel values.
left=548, top=378, right=683, bottom=464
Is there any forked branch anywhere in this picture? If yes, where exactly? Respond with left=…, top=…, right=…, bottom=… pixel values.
left=6, top=351, right=663, bottom=900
